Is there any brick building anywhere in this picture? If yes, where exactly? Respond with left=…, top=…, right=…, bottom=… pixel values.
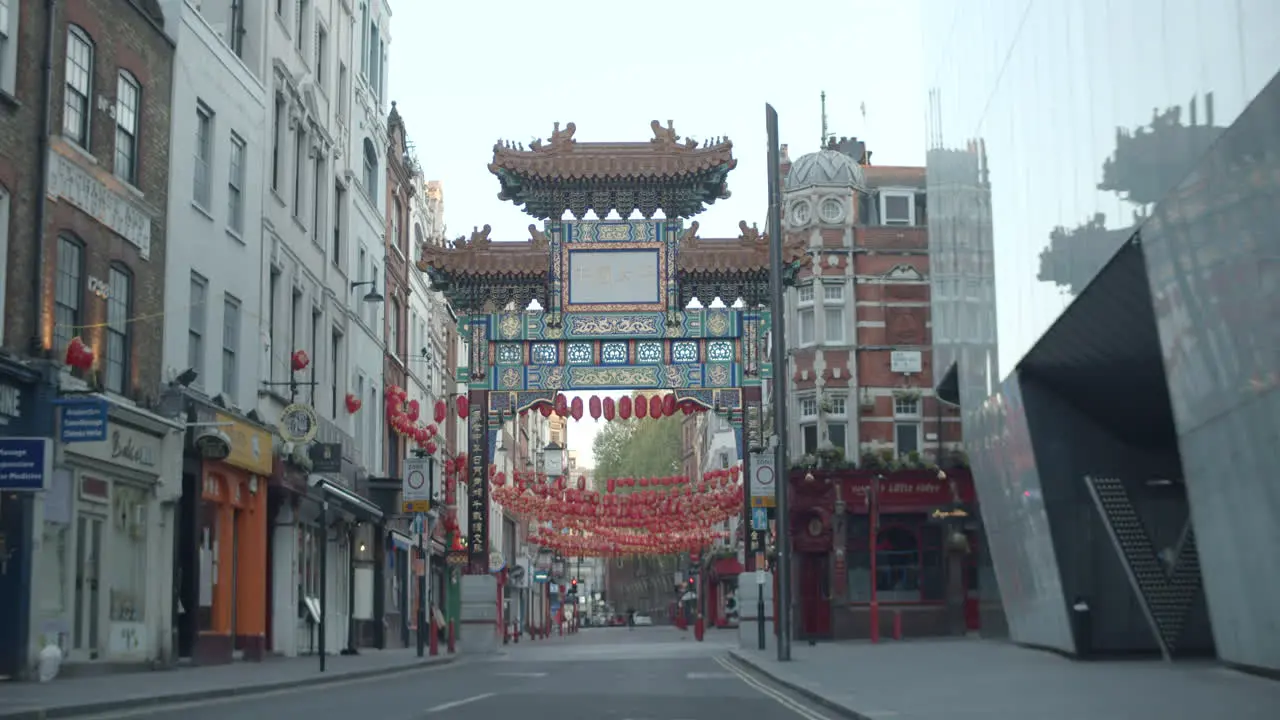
left=0, top=0, right=176, bottom=678
left=780, top=137, right=962, bottom=465
left=383, top=102, right=414, bottom=478
left=2, top=0, right=173, bottom=390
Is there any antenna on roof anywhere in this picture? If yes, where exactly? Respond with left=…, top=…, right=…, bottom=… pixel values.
left=820, top=91, right=829, bottom=148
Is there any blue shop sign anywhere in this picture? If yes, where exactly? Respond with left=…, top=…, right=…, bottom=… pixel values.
left=0, top=437, right=52, bottom=491
left=56, top=397, right=109, bottom=443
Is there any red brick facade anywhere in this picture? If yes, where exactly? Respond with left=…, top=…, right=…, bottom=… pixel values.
left=1, top=0, right=172, bottom=403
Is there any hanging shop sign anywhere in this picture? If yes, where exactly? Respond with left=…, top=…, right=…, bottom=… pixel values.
left=278, top=403, right=319, bottom=444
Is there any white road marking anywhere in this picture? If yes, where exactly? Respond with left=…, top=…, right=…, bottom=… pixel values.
left=714, top=656, right=833, bottom=720
left=686, top=671, right=735, bottom=679
left=494, top=671, right=548, bottom=677
left=425, top=692, right=496, bottom=713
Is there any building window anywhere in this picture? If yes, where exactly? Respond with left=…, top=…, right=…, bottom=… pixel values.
left=796, top=284, right=814, bottom=346
left=295, top=0, right=308, bottom=53
left=880, top=191, right=915, bottom=226
left=271, top=94, right=284, bottom=191
left=332, top=182, right=344, bottom=267
left=798, top=395, right=818, bottom=456
left=0, top=0, right=17, bottom=95
left=222, top=294, right=240, bottom=397
left=228, top=0, right=245, bottom=57
left=822, top=283, right=845, bottom=344
left=825, top=394, right=847, bottom=456
left=354, top=374, right=365, bottom=447
left=293, top=127, right=307, bottom=219
left=54, top=235, right=83, bottom=355
left=389, top=297, right=400, bottom=358
left=893, top=396, right=920, bottom=417
left=337, top=62, right=349, bottom=120
left=315, top=25, right=327, bottom=86
left=312, top=156, right=324, bottom=244
left=330, top=329, right=342, bottom=418
left=227, top=132, right=245, bottom=234
left=362, top=138, right=377, bottom=199
left=392, top=197, right=401, bottom=252
left=193, top=102, right=214, bottom=209
left=188, top=273, right=207, bottom=380
left=63, top=26, right=93, bottom=148
left=359, top=2, right=369, bottom=76
left=894, top=423, right=920, bottom=456
left=104, top=265, right=132, bottom=394
left=114, top=72, right=140, bottom=185
left=268, top=269, right=279, bottom=382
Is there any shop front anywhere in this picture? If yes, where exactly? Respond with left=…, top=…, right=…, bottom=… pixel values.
left=38, top=394, right=183, bottom=669
left=386, top=529, right=412, bottom=648
left=705, top=553, right=743, bottom=628
left=182, top=404, right=274, bottom=664
left=790, top=468, right=981, bottom=641
left=0, top=358, right=46, bottom=679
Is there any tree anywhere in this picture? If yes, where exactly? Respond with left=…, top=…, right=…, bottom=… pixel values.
left=591, top=415, right=684, bottom=490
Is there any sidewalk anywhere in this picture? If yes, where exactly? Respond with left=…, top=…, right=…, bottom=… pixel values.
left=728, top=639, right=1280, bottom=720
left=0, top=648, right=456, bottom=720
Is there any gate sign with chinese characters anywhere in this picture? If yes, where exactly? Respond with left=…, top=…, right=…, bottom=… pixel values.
left=416, top=121, right=808, bottom=574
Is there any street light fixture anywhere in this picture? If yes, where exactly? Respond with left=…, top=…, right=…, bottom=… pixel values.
left=350, top=279, right=385, bottom=303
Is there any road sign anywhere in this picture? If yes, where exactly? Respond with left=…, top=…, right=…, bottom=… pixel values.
left=751, top=496, right=776, bottom=508
left=402, top=456, right=431, bottom=513
left=0, top=438, right=52, bottom=491
left=751, top=507, right=768, bottom=530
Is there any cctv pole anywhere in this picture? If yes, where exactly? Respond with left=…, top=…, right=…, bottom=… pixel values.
left=766, top=103, right=792, bottom=662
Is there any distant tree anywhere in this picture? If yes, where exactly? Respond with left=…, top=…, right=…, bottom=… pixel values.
left=591, top=415, right=683, bottom=491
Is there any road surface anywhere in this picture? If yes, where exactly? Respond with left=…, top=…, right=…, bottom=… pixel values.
left=72, top=628, right=836, bottom=720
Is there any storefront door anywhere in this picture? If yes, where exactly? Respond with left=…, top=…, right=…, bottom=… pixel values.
left=73, top=514, right=104, bottom=659
left=799, top=553, right=831, bottom=638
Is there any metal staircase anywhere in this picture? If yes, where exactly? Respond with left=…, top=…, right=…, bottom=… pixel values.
left=1083, top=476, right=1202, bottom=661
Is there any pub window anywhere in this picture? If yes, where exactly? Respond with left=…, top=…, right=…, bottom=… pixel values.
left=104, top=264, right=132, bottom=394
left=875, top=525, right=919, bottom=601
left=894, top=423, right=921, bottom=456
left=54, top=235, right=84, bottom=355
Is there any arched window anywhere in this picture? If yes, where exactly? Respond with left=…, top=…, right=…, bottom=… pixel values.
left=362, top=138, right=378, bottom=199
left=105, top=263, right=133, bottom=394
left=63, top=25, right=94, bottom=148
left=414, top=222, right=424, bottom=248
left=54, top=234, right=84, bottom=354
left=114, top=70, right=141, bottom=185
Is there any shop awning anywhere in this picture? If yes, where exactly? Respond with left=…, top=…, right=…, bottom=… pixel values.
left=314, top=478, right=384, bottom=521
left=388, top=530, right=412, bottom=552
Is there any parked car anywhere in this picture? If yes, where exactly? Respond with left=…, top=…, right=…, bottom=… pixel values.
left=633, top=614, right=653, bottom=626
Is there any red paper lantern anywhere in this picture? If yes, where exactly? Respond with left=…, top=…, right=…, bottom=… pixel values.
left=64, top=336, right=94, bottom=371
left=434, top=399, right=447, bottom=423
left=662, top=394, right=676, bottom=417
left=635, top=395, right=648, bottom=419
left=603, top=396, right=615, bottom=421
left=681, top=402, right=694, bottom=415
left=456, top=395, right=468, bottom=419
left=554, top=393, right=568, bottom=417
left=618, top=396, right=632, bottom=420
left=539, top=402, right=552, bottom=417
left=345, top=393, right=362, bottom=413
left=649, top=394, right=662, bottom=419
left=425, top=441, right=438, bottom=455
left=291, top=349, right=310, bottom=372
left=589, top=395, right=602, bottom=420
left=570, top=396, right=584, bottom=421
left=406, top=399, right=421, bottom=421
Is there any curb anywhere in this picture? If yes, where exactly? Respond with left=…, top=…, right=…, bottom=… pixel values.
left=0, top=655, right=459, bottom=720
left=726, top=650, right=871, bottom=720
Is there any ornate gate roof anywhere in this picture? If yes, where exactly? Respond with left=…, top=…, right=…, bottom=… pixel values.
left=489, top=120, right=736, bottom=220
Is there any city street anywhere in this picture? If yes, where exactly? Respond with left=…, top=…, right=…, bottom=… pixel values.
left=67, top=629, right=833, bottom=720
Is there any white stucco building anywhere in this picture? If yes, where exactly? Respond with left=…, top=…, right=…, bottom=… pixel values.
left=158, top=0, right=266, bottom=410
left=239, top=0, right=391, bottom=657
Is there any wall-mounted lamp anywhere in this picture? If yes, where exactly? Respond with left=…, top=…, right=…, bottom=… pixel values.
left=350, top=280, right=385, bottom=304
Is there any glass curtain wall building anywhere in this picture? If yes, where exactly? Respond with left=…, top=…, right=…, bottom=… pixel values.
left=923, top=0, right=1280, bottom=673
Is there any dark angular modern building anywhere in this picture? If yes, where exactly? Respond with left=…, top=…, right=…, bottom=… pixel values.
left=923, top=0, right=1280, bottom=674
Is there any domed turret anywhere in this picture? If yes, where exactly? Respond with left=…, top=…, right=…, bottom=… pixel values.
left=784, top=149, right=865, bottom=191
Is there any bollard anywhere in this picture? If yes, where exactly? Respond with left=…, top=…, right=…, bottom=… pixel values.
left=694, top=614, right=704, bottom=642
left=429, top=620, right=439, bottom=656
left=893, top=610, right=903, bottom=641
left=869, top=600, right=881, bottom=644
left=447, top=620, right=456, bottom=654
left=514, top=622, right=520, bottom=643
left=503, top=623, right=510, bottom=645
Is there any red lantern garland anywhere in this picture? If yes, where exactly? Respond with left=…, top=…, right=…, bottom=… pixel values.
left=456, top=395, right=468, bottom=419
left=619, top=396, right=632, bottom=420
left=603, top=396, right=615, bottom=421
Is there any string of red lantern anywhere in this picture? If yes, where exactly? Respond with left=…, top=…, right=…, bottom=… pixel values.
left=488, top=467, right=743, bottom=557
left=517, top=392, right=710, bottom=423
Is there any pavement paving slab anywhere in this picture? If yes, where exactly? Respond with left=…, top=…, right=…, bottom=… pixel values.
left=728, top=638, right=1280, bottom=720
